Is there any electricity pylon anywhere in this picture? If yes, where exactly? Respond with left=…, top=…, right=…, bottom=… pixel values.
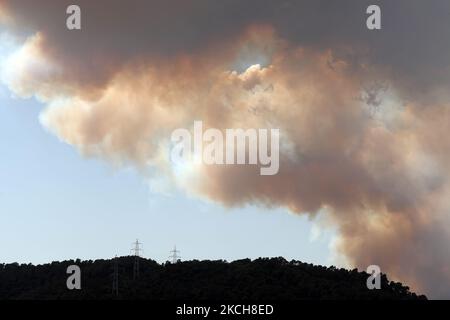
left=169, top=245, right=181, bottom=264
left=112, top=255, right=119, bottom=297
left=131, top=239, right=143, bottom=280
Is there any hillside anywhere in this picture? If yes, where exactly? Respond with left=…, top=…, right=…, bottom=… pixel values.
left=0, top=257, right=426, bottom=300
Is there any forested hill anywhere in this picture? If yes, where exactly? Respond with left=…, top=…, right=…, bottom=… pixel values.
left=0, top=257, right=426, bottom=300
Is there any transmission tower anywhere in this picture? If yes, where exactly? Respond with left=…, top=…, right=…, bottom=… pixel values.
left=169, top=245, right=181, bottom=264
left=112, top=255, right=119, bottom=297
left=131, top=239, right=143, bottom=280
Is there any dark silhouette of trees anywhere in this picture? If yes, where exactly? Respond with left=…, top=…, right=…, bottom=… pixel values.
left=0, top=257, right=426, bottom=300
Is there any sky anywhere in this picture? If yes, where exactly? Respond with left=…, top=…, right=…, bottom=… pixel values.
left=1, top=0, right=450, bottom=299
left=0, top=83, right=333, bottom=265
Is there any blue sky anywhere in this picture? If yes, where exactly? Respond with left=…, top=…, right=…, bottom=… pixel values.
left=0, top=84, right=333, bottom=265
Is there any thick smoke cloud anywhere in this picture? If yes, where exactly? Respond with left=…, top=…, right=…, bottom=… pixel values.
left=1, top=0, right=450, bottom=297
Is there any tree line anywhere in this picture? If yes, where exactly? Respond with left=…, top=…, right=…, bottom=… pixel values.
left=0, top=257, right=426, bottom=300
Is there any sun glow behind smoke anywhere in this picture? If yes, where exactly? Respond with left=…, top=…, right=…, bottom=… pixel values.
left=0, top=32, right=16, bottom=81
